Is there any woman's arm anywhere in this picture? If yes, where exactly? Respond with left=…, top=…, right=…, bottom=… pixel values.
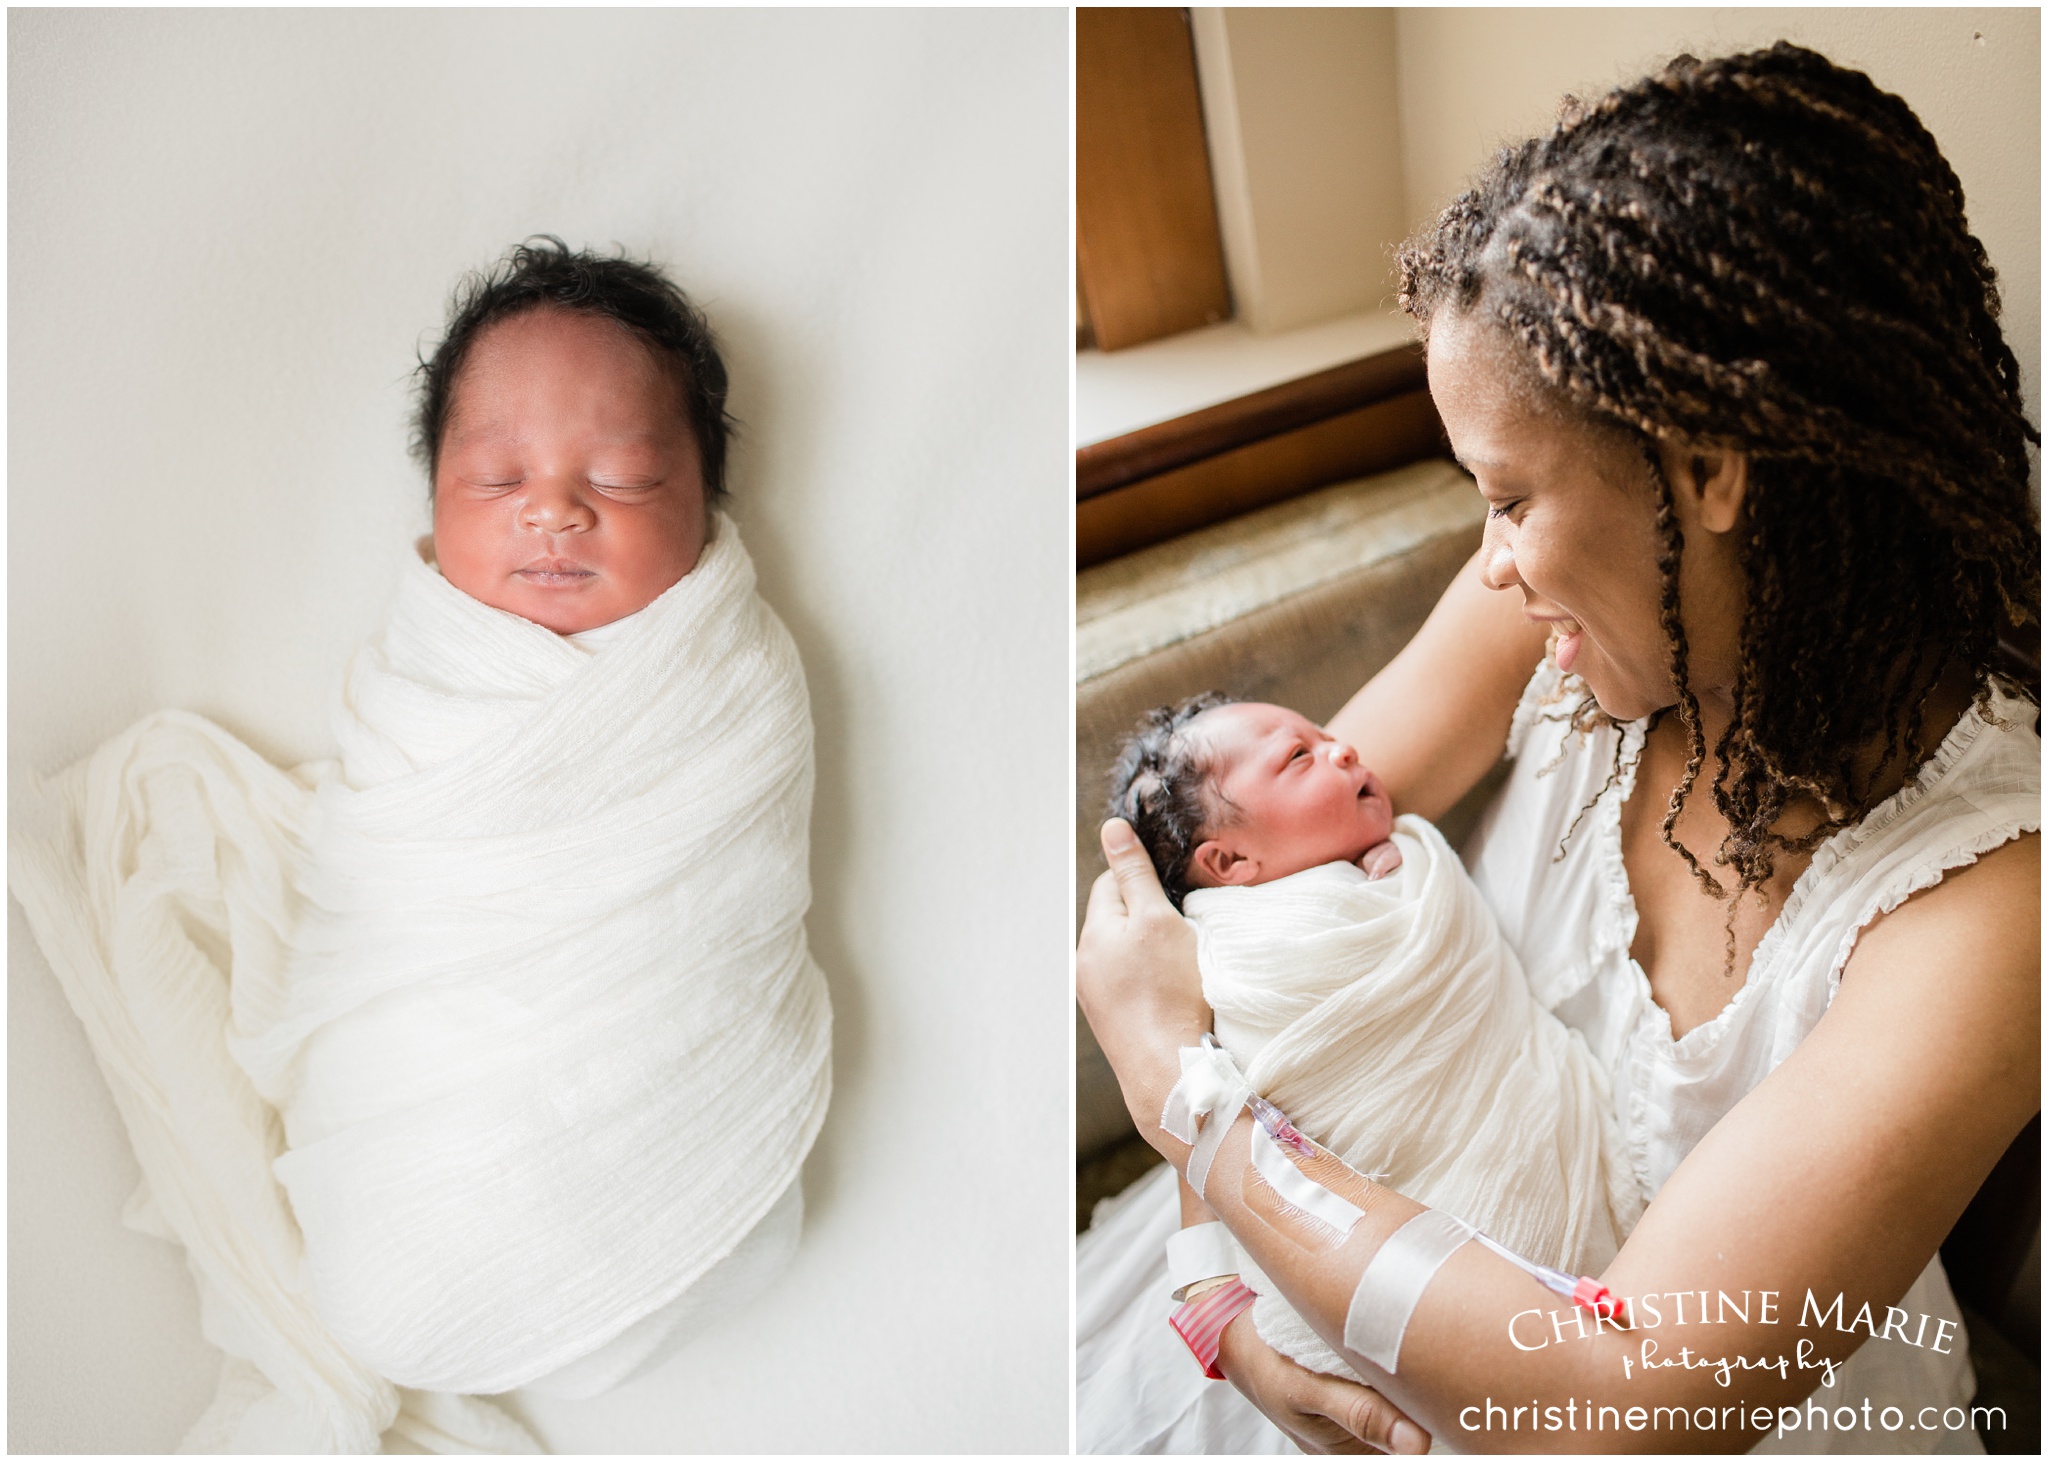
left=1176, top=1178, right=1431, bottom=1454
left=1081, top=829, right=2038, bottom=1453
left=1324, top=546, right=1548, bottom=821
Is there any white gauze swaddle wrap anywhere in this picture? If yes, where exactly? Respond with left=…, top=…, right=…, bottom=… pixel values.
left=1184, top=814, right=1639, bottom=1381
left=10, top=513, right=832, bottom=1451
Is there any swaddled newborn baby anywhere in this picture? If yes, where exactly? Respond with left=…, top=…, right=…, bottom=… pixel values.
left=1109, top=692, right=1640, bottom=1382
left=12, top=240, right=830, bottom=1452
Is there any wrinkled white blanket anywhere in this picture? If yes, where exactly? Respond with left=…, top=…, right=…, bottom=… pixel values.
left=10, top=514, right=832, bottom=1452
left=1184, top=814, right=1639, bottom=1380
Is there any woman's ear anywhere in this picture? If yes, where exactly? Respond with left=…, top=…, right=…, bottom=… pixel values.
left=1659, top=439, right=1748, bottom=534
left=1189, top=839, right=1260, bottom=889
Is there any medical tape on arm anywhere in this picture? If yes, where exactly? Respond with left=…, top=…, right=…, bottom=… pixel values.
left=1342, top=1208, right=1474, bottom=1375
left=1166, top=1222, right=1243, bottom=1301
left=1162, top=1035, right=1375, bottom=1225
left=1248, top=1121, right=1364, bottom=1236
left=1159, top=1038, right=1253, bottom=1199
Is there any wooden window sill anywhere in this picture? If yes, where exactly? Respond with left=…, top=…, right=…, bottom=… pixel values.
left=1077, top=306, right=1418, bottom=448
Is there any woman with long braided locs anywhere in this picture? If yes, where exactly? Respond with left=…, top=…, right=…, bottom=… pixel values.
left=1400, top=43, right=2039, bottom=952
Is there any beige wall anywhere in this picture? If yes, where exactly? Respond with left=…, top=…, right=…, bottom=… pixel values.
left=1396, top=7, right=2041, bottom=421
left=1191, top=8, right=2039, bottom=426
left=1192, top=7, right=1407, bottom=331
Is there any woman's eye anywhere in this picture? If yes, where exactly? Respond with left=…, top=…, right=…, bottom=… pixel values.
left=1486, top=500, right=1519, bottom=520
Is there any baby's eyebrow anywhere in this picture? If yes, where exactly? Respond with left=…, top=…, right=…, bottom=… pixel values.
left=439, top=422, right=525, bottom=450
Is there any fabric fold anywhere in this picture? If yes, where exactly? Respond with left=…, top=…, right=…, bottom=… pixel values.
left=11, top=513, right=832, bottom=1451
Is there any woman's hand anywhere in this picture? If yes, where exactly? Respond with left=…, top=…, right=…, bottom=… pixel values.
left=1074, top=818, right=1211, bottom=1143
left=1216, top=1313, right=1430, bottom=1455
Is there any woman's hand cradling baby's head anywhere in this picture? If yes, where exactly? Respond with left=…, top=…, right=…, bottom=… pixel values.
left=432, top=306, right=708, bottom=635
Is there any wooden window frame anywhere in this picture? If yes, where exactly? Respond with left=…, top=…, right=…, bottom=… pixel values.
left=1076, top=342, right=1445, bottom=568
left=1076, top=8, right=1232, bottom=352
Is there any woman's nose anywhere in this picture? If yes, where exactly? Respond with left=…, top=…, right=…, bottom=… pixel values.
left=1478, top=520, right=1520, bottom=592
left=520, top=481, right=597, bottom=533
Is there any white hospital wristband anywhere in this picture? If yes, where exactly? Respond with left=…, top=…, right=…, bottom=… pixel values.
left=1166, top=1221, right=1244, bottom=1302
left=1342, top=1208, right=1474, bottom=1375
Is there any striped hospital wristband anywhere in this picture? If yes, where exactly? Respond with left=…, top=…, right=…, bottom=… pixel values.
left=1168, top=1277, right=1258, bottom=1379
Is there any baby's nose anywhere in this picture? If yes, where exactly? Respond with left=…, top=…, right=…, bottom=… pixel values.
left=520, top=482, right=597, bottom=532
left=1328, top=742, right=1357, bottom=769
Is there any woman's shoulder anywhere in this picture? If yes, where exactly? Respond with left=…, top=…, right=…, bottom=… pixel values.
left=1816, top=825, right=2037, bottom=1164
left=1836, top=821, right=2038, bottom=995
left=1800, top=683, right=2038, bottom=935
left=1723, top=681, right=2034, bottom=1046
left=1871, top=820, right=2039, bottom=921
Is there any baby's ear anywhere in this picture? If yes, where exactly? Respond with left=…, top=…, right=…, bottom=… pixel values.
left=1190, top=839, right=1259, bottom=888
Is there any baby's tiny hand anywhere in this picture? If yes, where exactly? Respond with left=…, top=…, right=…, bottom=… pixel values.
left=1358, top=841, right=1403, bottom=880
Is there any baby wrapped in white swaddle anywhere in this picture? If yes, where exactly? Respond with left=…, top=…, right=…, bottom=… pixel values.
left=1110, top=695, right=1640, bottom=1383
left=9, top=245, right=831, bottom=1452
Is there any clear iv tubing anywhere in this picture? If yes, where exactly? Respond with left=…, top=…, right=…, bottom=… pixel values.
left=1472, top=1231, right=1629, bottom=1324
left=1245, top=1090, right=1317, bottom=1157
left=1245, top=1075, right=1627, bottom=1324
left=1236, top=1072, right=1622, bottom=1318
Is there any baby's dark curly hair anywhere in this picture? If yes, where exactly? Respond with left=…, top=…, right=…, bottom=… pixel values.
left=413, top=235, right=736, bottom=499
left=1107, top=692, right=1239, bottom=910
left=1400, top=42, right=2040, bottom=913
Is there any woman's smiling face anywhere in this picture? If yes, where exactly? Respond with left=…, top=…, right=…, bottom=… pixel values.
left=1426, top=308, right=1744, bottom=725
left=431, top=307, right=708, bottom=635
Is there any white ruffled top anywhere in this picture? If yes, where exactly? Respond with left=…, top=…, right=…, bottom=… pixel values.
left=1464, top=660, right=2039, bottom=1450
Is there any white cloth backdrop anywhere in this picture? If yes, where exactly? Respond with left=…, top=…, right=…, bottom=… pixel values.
left=8, top=9, right=1068, bottom=1453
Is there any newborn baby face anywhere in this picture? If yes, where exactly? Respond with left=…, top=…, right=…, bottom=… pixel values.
left=1187, top=702, right=1397, bottom=890
left=432, top=307, right=708, bottom=635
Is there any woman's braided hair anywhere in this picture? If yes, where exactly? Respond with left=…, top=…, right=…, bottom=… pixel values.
left=1399, top=42, right=2039, bottom=909
left=1107, top=692, right=1239, bottom=910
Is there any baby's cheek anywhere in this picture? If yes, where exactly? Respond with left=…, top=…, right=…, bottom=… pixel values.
left=431, top=516, right=513, bottom=614
left=617, top=509, right=709, bottom=611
